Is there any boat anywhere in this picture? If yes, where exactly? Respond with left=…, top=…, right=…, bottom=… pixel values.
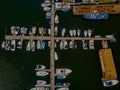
left=1, top=41, right=6, bottom=49
left=39, top=27, right=44, bottom=35
left=31, top=40, right=35, bottom=52
left=46, top=11, right=51, bottom=19
left=15, top=26, right=20, bottom=35
left=105, top=34, right=114, bottom=38
left=73, top=29, right=76, bottom=37
left=17, top=40, right=23, bottom=49
left=54, top=26, right=58, bottom=36
left=11, top=40, right=16, bottom=51
left=82, top=40, right=88, bottom=50
left=63, top=40, right=68, bottom=49
left=77, top=29, right=81, bottom=36
left=56, top=68, right=72, bottom=74
left=5, top=40, right=11, bottom=50
left=37, top=40, right=41, bottom=50
left=57, top=75, right=67, bottom=80
left=61, top=28, right=66, bottom=37
left=48, top=41, right=51, bottom=48
left=95, top=35, right=101, bottom=38
left=88, top=29, right=92, bottom=37
left=83, top=14, right=109, bottom=20
left=36, top=64, right=46, bottom=70
left=55, top=82, right=62, bottom=86
left=26, top=40, right=31, bottom=51
left=55, top=14, right=59, bottom=24
left=43, top=6, right=51, bottom=11
left=103, top=80, right=119, bottom=87
left=89, top=40, right=94, bottom=49
left=69, top=30, right=73, bottom=37
left=11, top=26, right=16, bottom=35
left=69, top=40, right=74, bottom=49
left=31, top=27, right=36, bottom=35
left=41, top=2, right=51, bottom=7
left=41, top=40, right=45, bottom=50
left=36, top=71, right=49, bottom=76
left=37, top=80, right=47, bottom=85
left=20, top=27, right=27, bottom=35
left=57, top=87, right=69, bottom=90
left=60, top=40, right=64, bottom=49
left=48, top=28, right=51, bottom=35
left=55, top=51, right=58, bottom=60
left=84, top=30, right=88, bottom=37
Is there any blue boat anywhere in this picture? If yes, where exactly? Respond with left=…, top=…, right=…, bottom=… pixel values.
left=83, top=14, right=109, bottom=20
left=61, top=8, right=70, bottom=12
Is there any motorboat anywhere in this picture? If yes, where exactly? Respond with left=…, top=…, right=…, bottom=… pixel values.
left=60, top=40, right=64, bottom=49
left=11, top=40, right=16, bottom=51
left=82, top=40, right=88, bottom=50
left=26, top=40, right=31, bottom=51
left=73, top=29, right=76, bottom=37
left=55, top=51, right=58, bottom=60
left=15, top=26, right=20, bottom=35
left=5, top=40, right=11, bottom=50
left=43, top=28, right=47, bottom=36
left=55, top=14, right=59, bottom=24
left=105, top=35, right=114, bottom=38
left=57, top=75, right=67, bottom=80
left=54, top=26, right=58, bottom=36
left=46, top=11, right=51, bottom=19
left=69, top=30, right=73, bottom=37
left=48, top=41, right=51, bottom=48
left=61, top=28, right=66, bottom=37
left=31, top=40, right=35, bottom=52
left=63, top=40, right=68, bottom=49
left=36, top=71, right=49, bottom=76
left=39, top=27, right=44, bottom=35
left=48, top=29, right=51, bottom=35
left=103, top=80, right=119, bottom=87
left=11, top=26, right=16, bottom=35
left=88, top=29, right=92, bottom=37
left=32, top=27, right=36, bottom=35
left=41, top=40, right=45, bottom=50
left=20, top=27, right=27, bottom=35
left=84, top=30, right=88, bottom=37
left=77, top=29, right=81, bottom=36
left=37, top=80, right=47, bottom=85
left=17, top=40, right=23, bottom=49
left=36, top=64, right=46, bottom=70
left=37, top=40, right=41, bottom=50
left=43, top=6, right=51, bottom=11
left=89, top=40, right=94, bottom=49
left=56, top=68, right=72, bottom=74
left=57, top=87, right=69, bottom=90
left=69, top=40, right=74, bottom=49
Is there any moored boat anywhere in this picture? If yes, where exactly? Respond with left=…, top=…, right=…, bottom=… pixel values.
left=55, top=14, right=59, bottom=24
left=36, top=71, right=49, bottom=76
left=36, top=64, right=46, bottom=70
left=55, top=51, right=58, bottom=60
left=11, top=40, right=16, bottom=51
left=57, top=75, right=67, bottom=80
left=57, top=87, right=69, bottom=90
left=26, top=40, right=31, bottom=51
left=61, top=28, right=66, bottom=37
left=56, top=68, right=72, bottom=74
left=37, top=40, right=41, bottom=50
left=37, top=80, right=47, bottom=85
left=103, top=80, right=119, bottom=87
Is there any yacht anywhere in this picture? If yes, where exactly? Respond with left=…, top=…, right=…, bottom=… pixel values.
left=103, top=80, right=119, bottom=87
left=84, top=30, right=88, bottom=37
left=55, top=51, right=58, bottom=60
left=26, top=40, right=31, bottom=51
left=11, top=40, right=16, bottom=51
left=89, top=40, right=94, bottom=49
left=36, top=64, right=46, bottom=70
left=55, top=14, right=59, bottom=24
left=57, top=87, right=69, bottom=90
left=56, top=68, right=72, bottom=74
left=36, top=71, right=49, bottom=76
left=37, top=80, right=47, bottom=85
left=77, top=29, right=81, bottom=36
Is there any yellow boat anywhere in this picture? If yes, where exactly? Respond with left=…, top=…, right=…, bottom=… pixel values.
left=39, top=27, right=44, bottom=35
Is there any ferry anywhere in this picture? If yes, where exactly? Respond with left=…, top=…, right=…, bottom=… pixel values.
left=55, top=14, right=59, bottom=24
left=36, top=71, right=49, bottom=76
left=83, top=14, right=109, bottom=20
left=103, top=80, right=119, bottom=87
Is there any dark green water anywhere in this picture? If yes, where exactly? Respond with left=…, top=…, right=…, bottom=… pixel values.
left=0, top=0, right=120, bottom=90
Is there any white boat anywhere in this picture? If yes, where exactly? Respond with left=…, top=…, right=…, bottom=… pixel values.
left=56, top=68, right=72, bottom=74
left=31, top=40, right=35, bottom=52
left=55, top=14, right=59, bottom=24
left=37, top=80, right=47, bottom=85
left=48, top=29, right=51, bottom=35
left=57, top=87, right=69, bottom=90
left=89, top=40, right=94, bottom=49
left=55, top=51, right=58, bottom=60
left=41, top=2, right=51, bottom=7
left=36, top=71, right=49, bottom=76
left=48, top=41, right=51, bottom=48
left=54, top=26, right=58, bottom=36
left=32, top=27, right=36, bottom=35
left=45, top=0, right=51, bottom=3
left=30, top=87, right=36, bottom=90
left=20, top=27, right=27, bottom=35
left=103, top=80, right=119, bottom=87
left=17, top=40, right=23, bottom=49
left=82, top=40, right=88, bottom=50
left=15, top=26, right=20, bottom=35
left=84, top=30, right=88, bottom=37
left=77, top=29, right=81, bottom=36
left=61, top=28, right=66, bottom=37
left=88, top=29, right=92, bottom=37
left=63, top=40, right=68, bottom=49
left=37, top=40, right=41, bottom=50
left=11, top=26, right=16, bottom=35
left=26, top=40, right=31, bottom=51
left=57, top=75, right=67, bottom=80
left=46, top=11, right=51, bottom=19
left=11, top=40, right=16, bottom=51
left=1, top=41, right=6, bottom=49
left=69, top=40, right=74, bottom=49
left=43, top=6, right=51, bottom=11
left=5, top=40, right=11, bottom=50
left=36, top=64, right=46, bottom=70
left=95, top=35, right=101, bottom=38
left=60, top=40, right=64, bottom=49
left=105, top=35, right=114, bottom=38
left=69, top=30, right=73, bottom=37
left=73, top=29, right=76, bottom=37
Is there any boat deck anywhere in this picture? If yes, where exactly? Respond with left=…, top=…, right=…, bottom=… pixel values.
left=73, top=4, right=120, bottom=15
left=99, top=49, right=117, bottom=81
